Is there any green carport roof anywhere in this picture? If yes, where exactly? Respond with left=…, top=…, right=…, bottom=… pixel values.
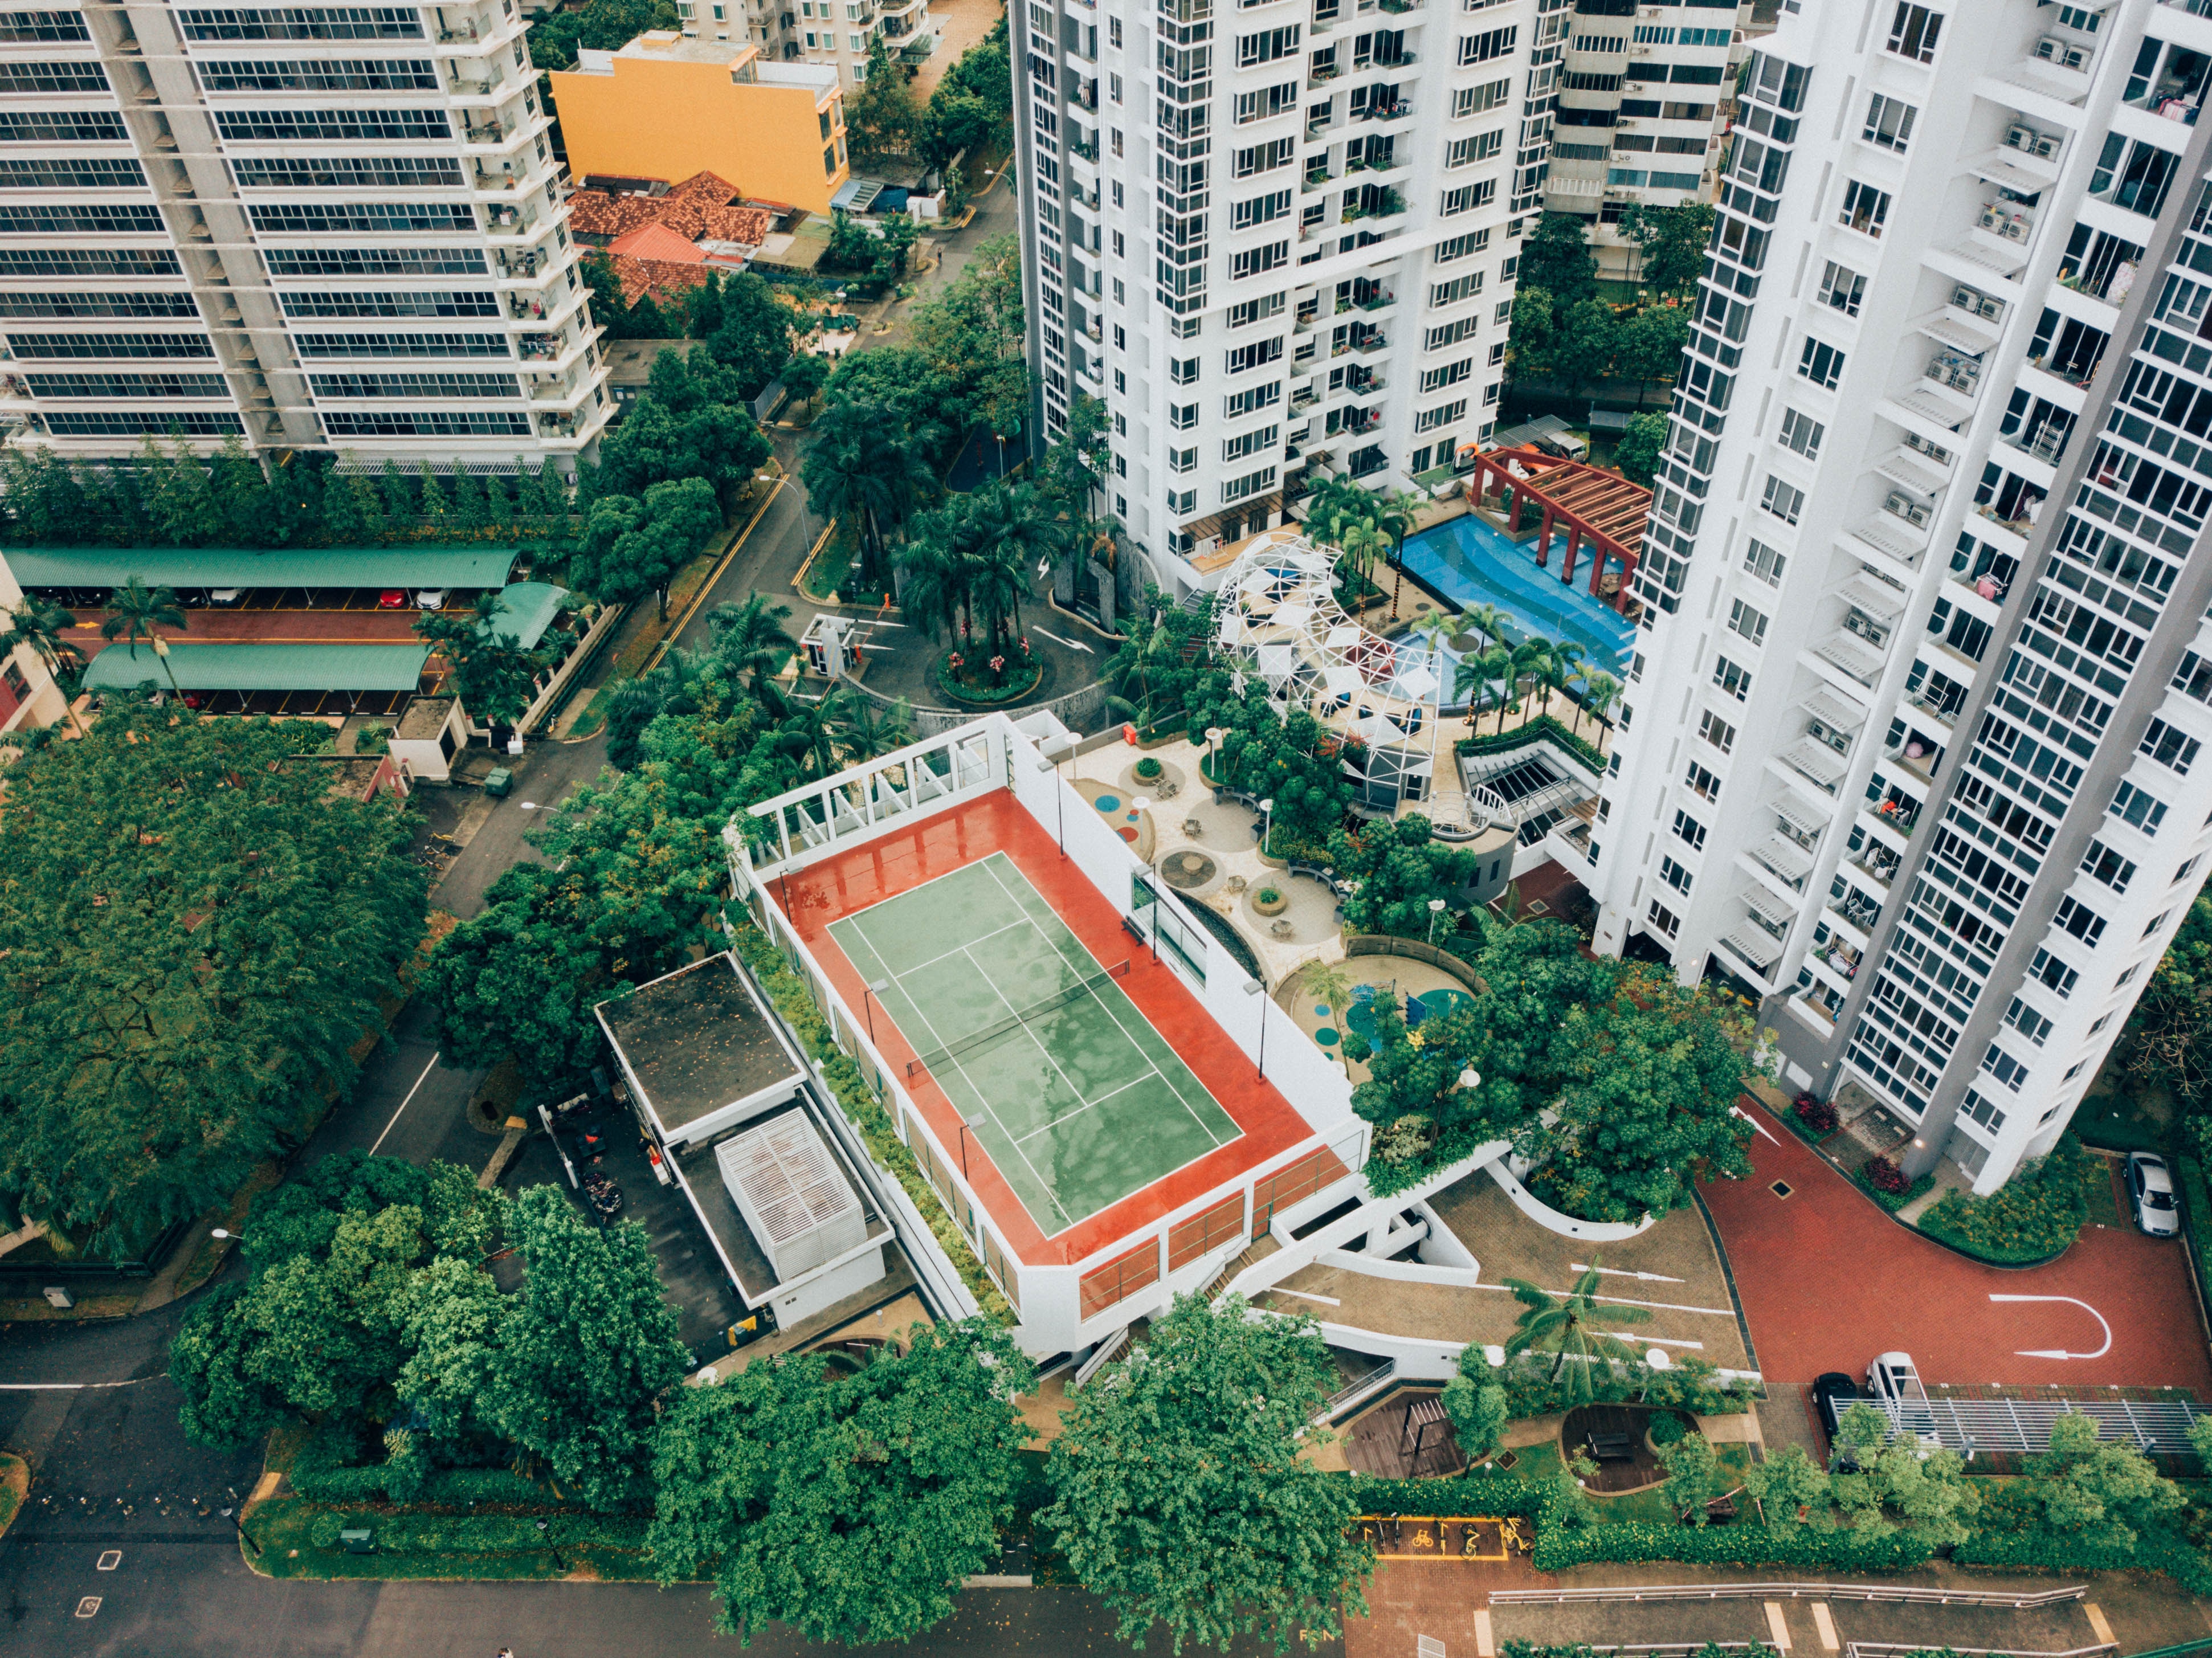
left=83, top=642, right=430, bottom=693
left=488, top=581, right=568, bottom=650
left=5, top=545, right=518, bottom=591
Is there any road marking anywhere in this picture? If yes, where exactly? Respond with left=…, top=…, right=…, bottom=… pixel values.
left=1733, top=1104, right=1781, bottom=1144
left=1764, top=1603, right=1793, bottom=1651
left=76, top=1598, right=100, bottom=1618
left=96, top=1550, right=121, bottom=1571
left=367, top=1050, right=443, bottom=1156
left=1272, top=1287, right=1342, bottom=1306
left=2084, top=1603, right=2116, bottom=1647
left=1810, top=1602, right=1838, bottom=1651
left=1990, top=1293, right=2113, bottom=1359
left=1572, top=1264, right=1685, bottom=1283
left=1033, top=625, right=1092, bottom=654
left=0, top=1375, right=164, bottom=1390
left=1473, top=1610, right=1495, bottom=1658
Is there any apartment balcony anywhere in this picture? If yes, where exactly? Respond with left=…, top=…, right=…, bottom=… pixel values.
left=2004, top=418, right=2071, bottom=468
left=1745, top=833, right=1815, bottom=893
left=1309, top=63, right=1343, bottom=89
left=1847, top=843, right=1901, bottom=895
left=1847, top=508, right=1930, bottom=573
left=1068, top=133, right=1099, bottom=162
left=1720, top=919, right=1786, bottom=977
left=1810, top=932, right=1864, bottom=983
left=1777, top=737, right=1849, bottom=795
left=1883, top=732, right=1944, bottom=785
left=1872, top=442, right=1950, bottom=497
left=1919, top=302, right=2002, bottom=361
left=1963, top=139, right=2060, bottom=196
left=1811, top=626, right=1886, bottom=687
left=1354, top=97, right=1414, bottom=126
left=1901, top=682, right=1966, bottom=735
left=1979, top=39, right=2095, bottom=112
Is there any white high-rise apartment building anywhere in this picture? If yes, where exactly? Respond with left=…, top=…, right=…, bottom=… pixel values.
left=1013, top=0, right=1565, bottom=586
left=0, top=1, right=609, bottom=469
left=1547, top=0, right=1746, bottom=280
left=699, top=0, right=933, bottom=91
left=1567, top=0, right=2212, bottom=1193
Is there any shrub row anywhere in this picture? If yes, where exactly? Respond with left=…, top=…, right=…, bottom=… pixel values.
left=1337, top=1472, right=1550, bottom=1517
left=1912, top=1136, right=2091, bottom=1265
left=305, top=1510, right=650, bottom=1554
left=292, top=1462, right=561, bottom=1506
left=1953, top=1524, right=2212, bottom=1596
left=727, top=920, right=1018, bottom=1324
left=1454, top=713, right=1607, bottom=777
left=1533, top=1520, right=1935, bottom=1575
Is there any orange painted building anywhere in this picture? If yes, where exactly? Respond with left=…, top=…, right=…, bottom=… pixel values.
left=550, top=32, right=850, bottom=214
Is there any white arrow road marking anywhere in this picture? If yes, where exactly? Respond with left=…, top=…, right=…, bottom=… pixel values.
left=1989, top=1292, right=2113, bottom=1359
left=1033, top=626, right=1092, bottom=654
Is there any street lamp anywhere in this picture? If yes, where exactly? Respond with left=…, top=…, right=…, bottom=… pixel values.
left=1258, top=796, right=1275, bottom=857
left=957, top=1109, right=988, bottom=1178
left=1036, top=752, right=1067, bottom=853
left=1427, top=896, right=1447, bottom=945
left=862, top=978, right=889, bottom=1043
left=1243, top=978, right=1270, bottom=1081
left=1205, top=725, right=1225, bottom=792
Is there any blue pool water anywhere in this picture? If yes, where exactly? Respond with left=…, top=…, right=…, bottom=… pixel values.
left=1398, top=513, right=1636, bottom=675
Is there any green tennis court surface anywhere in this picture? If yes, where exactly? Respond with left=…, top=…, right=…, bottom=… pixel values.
left=829, top=852, right=1240, bottom=1235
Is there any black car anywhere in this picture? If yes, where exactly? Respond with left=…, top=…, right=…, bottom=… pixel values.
left=1814, top=1371, right=1863, bottom=1448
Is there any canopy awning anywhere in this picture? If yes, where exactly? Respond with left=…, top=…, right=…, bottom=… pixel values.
left=9, top=545, right=519, bottom=591
left=84, top=642, right=430, bottom=693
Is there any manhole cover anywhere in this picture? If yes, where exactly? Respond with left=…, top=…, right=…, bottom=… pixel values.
left=1161, top=850, right=1218, bottom=890
left=1770, top=1181, right=1793, bottom=1199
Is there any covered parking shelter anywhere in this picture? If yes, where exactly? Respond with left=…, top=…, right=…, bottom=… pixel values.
left=8, top=544, right=520, bottom=609
left=82, top=641, right=432, bottom=718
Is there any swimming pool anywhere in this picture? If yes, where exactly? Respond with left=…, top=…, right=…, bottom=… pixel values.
left=1398, top=512, right=1636, bottom=674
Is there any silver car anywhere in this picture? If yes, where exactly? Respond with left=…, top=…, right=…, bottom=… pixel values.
left=2128, top=1153, right=2181, bottom=1238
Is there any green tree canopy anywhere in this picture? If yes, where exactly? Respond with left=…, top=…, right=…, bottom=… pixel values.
left=2124, top=887, right=2212, bottom=1109
left=1042, top=1294, right=1373, bottom=1654
left=1614, top=303, right=1691, bottom=403
left=845, top=35, right=923, bottom=161
left=1613, top=411, right=1669, bottom=485
left=0, top=712, right=427, bottom=1254
left=1519, top=213, right=1598, bottom=315
left=1826, top=1403, right=1981, bottom=1546
left=592, top=346, right=772, bottom=511
left=414, top=594, right=561, bottom=729
left=1621, top=201, right=1716, bottom=297
left=571, top=475, right=723, bottom=618
left=651, top=1318, right=1035, bottom=1642
left=2015, top=1411, right=2185, bottom=1549
left=481, top=1184, right=689, bottom=1511
left=1327, top=814, right=1479, bottom=940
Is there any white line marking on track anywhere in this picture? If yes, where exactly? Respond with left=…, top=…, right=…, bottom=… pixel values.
left=1272, top=1287, right=1342, bottom=1306
left=1990, top=1293, right=2113, bottom=1359
left=1764, top=1603, right=1793, bottom=1652
left=1810, top=1603, right=1838, bottom=1651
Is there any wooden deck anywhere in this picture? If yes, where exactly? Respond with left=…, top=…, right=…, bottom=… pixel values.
left=1342, top=1389, right=1468, bottom=1480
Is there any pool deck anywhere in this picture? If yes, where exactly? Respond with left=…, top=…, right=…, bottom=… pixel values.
left=1395, top=495, right=1638, bottom=675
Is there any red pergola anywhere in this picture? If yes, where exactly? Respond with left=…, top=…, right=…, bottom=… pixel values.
left=1463, top=446, right=1650, bottom=611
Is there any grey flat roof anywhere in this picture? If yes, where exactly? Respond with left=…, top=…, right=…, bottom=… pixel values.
left=597, top=953, right=804, bottom=1135
left=673, top=1102, right=893, bottom=1305
left=6, top=545, right=519, bottom=590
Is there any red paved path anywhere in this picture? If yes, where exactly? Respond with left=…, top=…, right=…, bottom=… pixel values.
left=772, top=792, right=1315, bottom=1268
left=63, top=609, right=426, bottom=658
left=1703, top=1101, right=2212, bottom=1394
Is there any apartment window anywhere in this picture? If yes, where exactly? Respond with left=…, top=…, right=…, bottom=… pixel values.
left=2112, top=780, right=2169, bottom=834
left=1573, top=31, right=1625, bottom=51
left=1431, top=272, right=1484, bottom=307
left=1712, top=654, right=1753, bottom=701
left=1170, top=401, right=1198, bottom=429
left=1743, top=538, right=1787, bottom=585
left=1230, top=240, right=1289, bottom=279
left=1426, top=316, right=1479, bottom=350
left=1961, top=1089, right=2008, bottom=1137
left=1232, top=189, right=1292, bottom=228
left=1839, top=179, right=1892, bottom=238
left=1445, top=130, right=1504, bottom=169
left=2175, top=855, right=2202, bottom=886
left=1236, top=23, right=1301, bottom=66
left=1228, top=293, right=1285, bottom=328
left=1415, top=399, right=1466, bottom=431
left=2081, top=839, right=2136, bottom=892
left=2005, top=998, right=2053, bottom=1045
left=1419, top=358, right=1472, bottom=393
left=1223, top=382, right=1280, bottom=418
left=1647, top=900, right=1682, bottom=939
left=1452, top=77, right=1511, bottom=119
left=1885, top=1, right=1942, bottom=63
left=1672, top=810, right=1707, bottom=852
left=1233, top=81, right=1300, bottom=123
left=1170, top=356, right=1200, bottom=385
left=1659, top=855, right=1693, bottom=895
left=1222, top=424, right=1279, bottom=463
left=1817, top=261, right=1866, bottom=318
left=2054, top=895, right=2107, bottom=945
left=1225, top=336, right=1284, bottom=374
left=1458, top=25, right=1517, bottom=66
left=1862, top=92, right=1917, bottom=152
left=1440, top=181, right=1497, bottom=216
left=1685, top=761, right=1721, bottom=801
left=1777, top=408, right=1823, bottom=459
left=1798, top=337, right=1846, bottom=389
left=1761, top=475, right=1805, bottom=525
left=2141, top=717, right=2202, bottom=775
left=1222, top=464, right=1277, bottom=503
left=1728, top=598, right=1768, bottom=646
left=2145, top=909, right=2176, bottom=938
left=1435, top=228, right=1490, bottom=262
left=1699, top=708, right=1736, bottom=753
left=1982, top=1046, right=2030, bottom=1092
left=1234, top=137, right=1296, bottom=177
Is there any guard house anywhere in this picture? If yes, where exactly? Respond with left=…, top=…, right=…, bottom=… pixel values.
left=596, top=954, right=900, bottom=1332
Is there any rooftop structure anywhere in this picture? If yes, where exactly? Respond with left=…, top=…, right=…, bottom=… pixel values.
left=730, top=712, right=1370, bottom=1356
left=597, top=954, right=807, bottom=1146
left=550, top=36, right=851, bottom=215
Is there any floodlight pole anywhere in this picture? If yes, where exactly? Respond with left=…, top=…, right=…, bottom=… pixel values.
left=958, top=1110, right=987, bottom=1178
left=1427, top=896, right=1446, bottom=945
left=1036, top=749, right=1067, bottom=855
left=1243, top=978, right=1269, bottom=1081
left=863, top=978, right=888, bottom=1043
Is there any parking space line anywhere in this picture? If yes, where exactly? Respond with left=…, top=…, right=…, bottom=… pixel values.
left=2084, top=1604, right=2116, bottom=1647
left=1764, top=1603, right=1793, bottom=1652
left=1473, top=1608, right=1496, bottom=1657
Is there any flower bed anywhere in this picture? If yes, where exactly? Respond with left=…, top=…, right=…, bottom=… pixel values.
left=1912, top=1136, right=2091, bottom=1264
left=932, top=646, right=1046, bottom=706
left=1852, top=1161, right=1934, bottom=1214
left=1134, top=755, right=1163, bottom=782
left=1793, top=1092, right=1838, bottom=1138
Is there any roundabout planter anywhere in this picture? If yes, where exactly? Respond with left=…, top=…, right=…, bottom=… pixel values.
left=1134, top=756, right=1164, bottom=783
left=1251, top=885, right=1289, bottom=917
left=931, top=649, right=1047, bottom=707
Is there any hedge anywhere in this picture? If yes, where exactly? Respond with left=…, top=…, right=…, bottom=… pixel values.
left=2176, top=1154, right=2212, bottom=1302
left=1338, top=1472, right=1550, bottom=1517
left=1851, top=1166, right=1935, bottom=1215
left=1533, top=1519, right=1936, bottom=1574
left=305, top=1510, right=651, bottom=1555
left=728, top=920, right=1018, bottom=1324
left=1454, top=713, right=1606, bottom=777
left=1913, top=1136, right=2090, bottom=1265
left=1954, top=1524, right=2212, bottom=1596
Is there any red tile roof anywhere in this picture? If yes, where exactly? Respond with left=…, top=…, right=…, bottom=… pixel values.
left=568, top=170, right=770, bottom=250
left=615, top=256, right=714, bottom=312
left=609, top=221, right=706, bottom=263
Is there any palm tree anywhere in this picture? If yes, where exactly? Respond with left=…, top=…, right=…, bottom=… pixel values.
left=1537, top=639, right=1586, bottom=722
left=99, top=574, right=186, bottom=699
left=1337, top=514, right=1391, bottom=602
left=1500, top=638, right=1552, bottom=734
left=1454, top=642, right=1511, bottom=733
left=1460, top=602, right=1509, bottom=654
left=708, top=594, right=798, bottom=693
left=895, top=513, right=969, bottom=645
left=802, top=409, right=932, bottom=594
left=831, top=688, right=913, bottom=762
left=964, top=482, right=1062, bottom=656
left=774, top=692, right=842, bottom=781
left=1302, top=959, right=1359, bottom=1052
left=1575, top=669, right=1622, bottom=741
left=1370, top=488, right=1422, bottom=618
left=0, top=594, right=88, bottom=734
left=1502, top=1261, right=1652, bottom=1407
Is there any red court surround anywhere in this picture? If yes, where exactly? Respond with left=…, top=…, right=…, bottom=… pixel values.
left=1703, top=1100, right=2212, bottom=1394
left=770, top=792, right=1317, bottom=1268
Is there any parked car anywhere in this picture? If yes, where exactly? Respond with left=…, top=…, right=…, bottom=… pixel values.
left=1813, top=1371, right=1862, bottom=1440
left=378, top=589, right=407, bottom=609
left=415, top=589, right=447, bottom=610
left=1868, top=1351, right=1925, bottom=1411
left=2128, top=1152, right=2181, bottom=1238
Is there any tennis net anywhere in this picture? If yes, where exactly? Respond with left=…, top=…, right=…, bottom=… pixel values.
left=904, top=959, right=1132, bottom=1078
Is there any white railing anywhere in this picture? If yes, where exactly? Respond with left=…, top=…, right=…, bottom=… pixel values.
left=1491, top=1583, right=2088, bottom=1607
left=1866, top=1394, right=2206, bottom=1456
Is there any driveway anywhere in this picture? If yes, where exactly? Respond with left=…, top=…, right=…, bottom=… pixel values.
left=1702, top=1100, right=2212, bottom=1392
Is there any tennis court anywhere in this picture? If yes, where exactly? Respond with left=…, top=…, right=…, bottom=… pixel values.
left=828, top=852, right=1242, bottom=1235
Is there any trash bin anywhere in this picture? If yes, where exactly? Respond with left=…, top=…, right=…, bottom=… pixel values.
left=484, top=767, right=513, bottom=798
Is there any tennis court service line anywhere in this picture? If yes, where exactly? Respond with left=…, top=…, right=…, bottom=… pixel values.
left=881, top=913, right=1038, bottom=983
left=839, top=914, right=1080, bottom=1234
left=978, top=858, right=1232, bottom=1151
